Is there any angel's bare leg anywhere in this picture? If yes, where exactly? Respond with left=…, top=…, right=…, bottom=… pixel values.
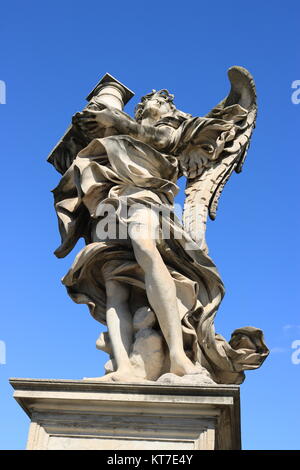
left=97, top=280, right=137, bottom=382
left=106, top=280, right=132, bottom=368
left=130, top=207, right=199, bottom=376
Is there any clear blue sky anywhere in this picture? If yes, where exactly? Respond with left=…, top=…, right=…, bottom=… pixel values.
left=0, top=0, right=299, bottom=450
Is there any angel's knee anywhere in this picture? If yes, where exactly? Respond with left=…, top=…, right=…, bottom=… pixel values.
left=132, top=238, right=159, bottom=271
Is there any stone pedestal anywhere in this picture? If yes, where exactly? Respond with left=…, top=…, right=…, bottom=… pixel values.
left=10, top=378, right=241, bottom=450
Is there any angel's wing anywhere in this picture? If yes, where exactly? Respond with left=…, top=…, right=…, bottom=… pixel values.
left=182, top=66, right=257, bottom=253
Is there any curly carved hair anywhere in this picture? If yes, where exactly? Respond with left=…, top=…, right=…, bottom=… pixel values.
left=135, top=89, right=191, bottom=123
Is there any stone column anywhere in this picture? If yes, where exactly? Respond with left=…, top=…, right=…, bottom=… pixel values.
left=86, top=73, right=134, bottom=110
left=47, top=73, right=134, bottom=175
left=10, top=378, right=241, bottom=450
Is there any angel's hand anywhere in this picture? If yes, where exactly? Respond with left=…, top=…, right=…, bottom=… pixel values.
left=72, top=108, right=120, bottom=138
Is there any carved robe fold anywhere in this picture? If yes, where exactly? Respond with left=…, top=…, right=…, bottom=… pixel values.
left=52, top=111, right=268, bottom=384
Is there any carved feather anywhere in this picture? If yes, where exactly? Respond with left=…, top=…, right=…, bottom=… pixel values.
left=182, top=66, right=257, bottom=251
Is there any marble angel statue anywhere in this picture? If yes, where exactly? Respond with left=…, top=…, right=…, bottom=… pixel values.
left=48, top=66, right=269, bottom=384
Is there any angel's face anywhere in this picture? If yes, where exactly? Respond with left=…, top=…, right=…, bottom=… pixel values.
left=141, top=95, right=173, bottom=122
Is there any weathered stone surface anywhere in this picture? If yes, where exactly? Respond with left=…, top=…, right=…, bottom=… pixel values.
left=95, top=331, right=111, bottom=354
left=157, top=372, right=215, bottom=386
left=103, top=358, right=116, bottom=375
left=133, top=306, right=156, bottom=332
left=130, top=328, right=166, bottom=381
left=49, top=67, right=269, bottom=385
left=10, top=378, right=242, bottom=450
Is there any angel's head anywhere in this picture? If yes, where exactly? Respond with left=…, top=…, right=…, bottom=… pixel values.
left=135, top=89, right=191, bottom=124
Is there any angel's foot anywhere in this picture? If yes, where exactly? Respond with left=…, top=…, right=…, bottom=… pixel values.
left=170, top=353, right=204, bottom=377
left=83, top=368, right=143, bottom=383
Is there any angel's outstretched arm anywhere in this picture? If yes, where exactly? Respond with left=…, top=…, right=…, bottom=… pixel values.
left=73, top=107, right=175, bottom=152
